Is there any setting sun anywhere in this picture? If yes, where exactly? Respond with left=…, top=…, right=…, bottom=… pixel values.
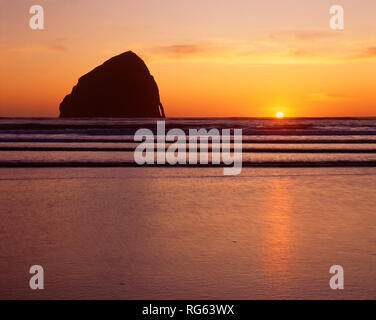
left=276, top=111, right=285, bottom=118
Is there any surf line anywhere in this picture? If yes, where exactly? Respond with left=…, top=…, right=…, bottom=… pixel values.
left=133, top=121, right=242, bottom=175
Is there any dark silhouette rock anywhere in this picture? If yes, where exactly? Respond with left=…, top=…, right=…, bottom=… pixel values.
left=59, top=51, right=165, bottom=118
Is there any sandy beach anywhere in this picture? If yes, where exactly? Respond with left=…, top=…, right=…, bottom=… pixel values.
left=1, top=167, right=375, bottom=299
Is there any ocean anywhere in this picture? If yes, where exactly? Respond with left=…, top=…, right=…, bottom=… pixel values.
left=0, top=117, right=376, bottom=166
left=0, top=117, right=375, bottom=299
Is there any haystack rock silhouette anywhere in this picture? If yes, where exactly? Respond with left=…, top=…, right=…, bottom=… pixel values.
left=59, top=51, right=165, bottom=118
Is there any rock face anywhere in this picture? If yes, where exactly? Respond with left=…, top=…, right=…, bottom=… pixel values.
left=59, top=51, right=165, bottom=118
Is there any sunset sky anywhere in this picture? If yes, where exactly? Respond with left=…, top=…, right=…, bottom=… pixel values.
left=1, top=0, right=375, bottom=117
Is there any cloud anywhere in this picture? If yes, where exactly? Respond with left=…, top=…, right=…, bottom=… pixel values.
left=342, top=45, right=376, bottom=61
left=267, top=30, right=339, bottom=42
left=148, top=44, right=226, bottom=58
left=145, top=33, right=376, bottom=64
left=146, top=30, right=343, bottom=63
left=361, top=46, right=376, bottom=58
left=48, top=38, right=69, bottom=52
left=308, top=93, right=348, bottom=102
left=1, top=38, right=69, bottom=55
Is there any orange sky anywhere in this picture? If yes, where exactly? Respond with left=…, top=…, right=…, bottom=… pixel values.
left=0, top=0, right=375, bottom=117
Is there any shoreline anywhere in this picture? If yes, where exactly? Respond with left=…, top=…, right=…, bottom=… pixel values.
left=1, top=160, right=376, bottom=168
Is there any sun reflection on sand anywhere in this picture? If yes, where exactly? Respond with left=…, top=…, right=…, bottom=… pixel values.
left=261, top=178, right=294, bottom=290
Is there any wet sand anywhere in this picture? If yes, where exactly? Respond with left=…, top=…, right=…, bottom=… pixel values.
left=0, top=167, right=375, bottom=299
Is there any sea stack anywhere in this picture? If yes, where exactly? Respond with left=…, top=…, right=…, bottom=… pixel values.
left=59, top=51, right=165, bottom=118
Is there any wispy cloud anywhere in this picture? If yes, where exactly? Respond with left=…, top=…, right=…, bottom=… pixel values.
left=360, top=46, right=376, bottom=58
left=144, top=30, right=376, bottom=64
left=267, top=30, right=340, bottom=42
left=0, top=38, right=69, bottom=56
left=48, top=38, right=69, bottom=52
left=308, top=93, right=348, bottom=102
left=341, top=45, right=376, bottom=61
left=148, top=43, right=227, bottom=58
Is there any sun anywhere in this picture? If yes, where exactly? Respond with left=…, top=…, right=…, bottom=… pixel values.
left=276, top=111, right=284, bottom=118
